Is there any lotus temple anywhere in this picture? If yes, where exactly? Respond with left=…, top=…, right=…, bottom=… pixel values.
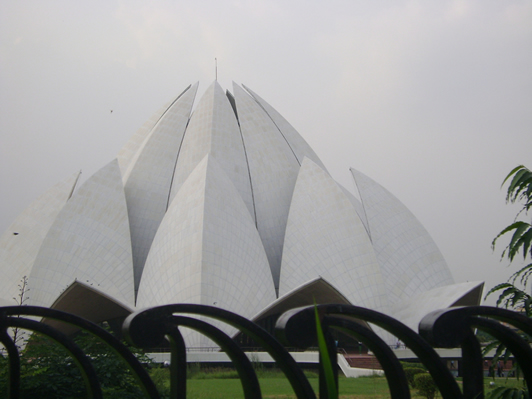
left=0, top=81, right=483, bottom=347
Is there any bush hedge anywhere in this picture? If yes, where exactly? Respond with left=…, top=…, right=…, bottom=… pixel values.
left=414, top=373, right=438, bottom=399
left=403, top=367, right=426, bottom=388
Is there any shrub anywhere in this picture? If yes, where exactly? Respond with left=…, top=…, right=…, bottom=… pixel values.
left=414, top=373, right=438, bottom=399
left=401, top=361, right=426, bottom=370
left=187, top=362, right=201, bottom=378
left=191, top=367, right=239, bottom=379
left=403, top=367, right=426, bottom=388
left=0, top=328, right=151, bottom=399
left=249, top=352, right=264, bottom=373
left=149, top=367, right=170, bottom=396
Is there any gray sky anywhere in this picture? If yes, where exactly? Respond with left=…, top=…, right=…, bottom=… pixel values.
left=1, top=0, right=531, bottom=305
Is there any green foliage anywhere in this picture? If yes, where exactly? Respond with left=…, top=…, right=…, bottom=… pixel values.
left=484, top=282, right=532, bottom=317
left=315, top=304, right=338, bottom=399
left=493, top=221, right=532, bottom=263
left=190, top=367, right=240, bottom=379
left=488, top=165, right=532, bottom=314
left=148, top=367, right=171, bottom=398
left=476, top=329, right=495, bottom=343
left=484, top=165, right=532, bottom=395
left=502, top=165, right=532, bottom=214
left=400, top=361, right=427, bottom=370
left=403, top=367, right=426, bottom=388
left=0, top=355, right=7, bottom=394
left=486, top=386, right=530, bottom=399
left=186, top=361, right=201, bottom=378
left=414, top=373, right=438, bottom=399
left=249, top=351, right=264, bottom=374
left=0, top=327, right=152, bottom=398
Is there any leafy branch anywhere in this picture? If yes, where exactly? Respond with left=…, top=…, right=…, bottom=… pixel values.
left=492, top=165, right=532, bottom=263
left=484, top=165, right=531, bottom=397
left=487, top=165, right=532, bottom=311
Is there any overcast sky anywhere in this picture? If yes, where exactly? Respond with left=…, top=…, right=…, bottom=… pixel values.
left=1, top=0, right=531, bottom=305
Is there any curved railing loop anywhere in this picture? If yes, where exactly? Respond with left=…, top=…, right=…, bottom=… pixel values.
left=0, top=306, right=159, bottom=399
left=419, top=305, right=532, bottom=348
left=473, top=317, right=532, bottom=386
left=275, top=306, right=410, bottom=398
left=327, top=317, right=411, bottom=398
left=163, top=325, right=187, bottom=399
left=169, top=315, right=262, bottom=399
left=122, top=304, right=316, bottom=399
left=275, top=304, right=463, bottom=399
left=4, top=303, right=530, bottom=399
left=0, top=317, right=22, bottom=399
left=419, top=306, right=532, bottom=399
left=8, top=317, right=103, bottom=398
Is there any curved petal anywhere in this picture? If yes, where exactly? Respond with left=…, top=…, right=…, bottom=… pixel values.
left=137, top=155, right=276, bottom=347
left=123, top=83, right=198, bottom=290
left=351, top=168, right=455, bottom=303
left=281, top=158, right=389, bottom=313
left=233, top=83, right=300, bottom=290
left=0, top=172, right=80, bottom=303
left=29, top=160, right=134, bottom=308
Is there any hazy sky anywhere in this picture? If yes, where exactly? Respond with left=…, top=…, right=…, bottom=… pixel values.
left=1, top=1, right=531, bottom=305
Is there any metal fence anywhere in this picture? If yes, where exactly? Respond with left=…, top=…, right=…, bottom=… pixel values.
left=1, top=304, right=531, bottom=398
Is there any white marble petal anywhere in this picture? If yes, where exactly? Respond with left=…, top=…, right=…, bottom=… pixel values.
left=392, top=281, right=484, bottom=333
left=169, top=81, right=254, bottom=217
left=123, top=83, right=198, bottom=292
left=29, top=160, right=134, bottom=308
left=351, top=168, right=455, bottom=303
left=0, top=172, right=80, bottom=304
left=280, top=158, right=389, bottom=313
left=242, top=84, right=328, bottom=172
left=232, top=83, right=300, bottom=292
left=339, top=184, right=370, bottom=236
left=117, top=99, right=172, bottom=176
left=137, top=155, right=276, bottom=346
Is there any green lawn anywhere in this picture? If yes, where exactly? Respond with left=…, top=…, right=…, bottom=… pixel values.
left=150, top=368, right=527, bottom=399
left=186, top=376, right=391, bottom=399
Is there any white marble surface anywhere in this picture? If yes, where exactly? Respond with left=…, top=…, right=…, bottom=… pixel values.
left=280, top=158, right=389, bottom=313
left=391, top=281, right=484, bottom=333
left=0, top=172, right=79, bottom=304
left=233, top=83, right=300, bottom=290
left=123, top=83, right=198, bottom=291
left=351, top=168, right=455, bottom=303
left=28, top=160, right=134, bottom=308
left=169, top=81, right=254, bottom=218
left=137, top=155, right=276, bottom=347
left=0, top=81, right=481, bottom=349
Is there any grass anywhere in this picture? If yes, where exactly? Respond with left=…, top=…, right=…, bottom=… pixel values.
left=184, top=375, right=428, bottom=398
left=183, top=374, right=392, bottom=399
left=149, top=367, right=528, bottom=398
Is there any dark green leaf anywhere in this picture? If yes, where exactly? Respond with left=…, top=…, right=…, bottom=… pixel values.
left=508, top=222, right=531, bottom=261
left=484, top=283, right=514, bottom=300
left=501, top=165, right=525, bottom=188
left=314, top=304, right=338, bottom=399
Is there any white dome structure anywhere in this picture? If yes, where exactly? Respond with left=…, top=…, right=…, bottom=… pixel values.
left=0, top=81, right=483, bottom=346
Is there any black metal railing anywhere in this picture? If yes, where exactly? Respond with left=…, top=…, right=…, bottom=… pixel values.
left=1, top=304, right=531, bottom=399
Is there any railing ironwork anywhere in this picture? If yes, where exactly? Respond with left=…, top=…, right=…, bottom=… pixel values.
left=1, top=304, right=530, bottom=399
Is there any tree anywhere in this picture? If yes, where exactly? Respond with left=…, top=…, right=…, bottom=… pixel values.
left=486, top=165, right=532, bottom=314
left=484, top=165, right=531, bottom=395
left=414, top=373, right=438, bottom=399
left=0, top=324, right=153, bottom=398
